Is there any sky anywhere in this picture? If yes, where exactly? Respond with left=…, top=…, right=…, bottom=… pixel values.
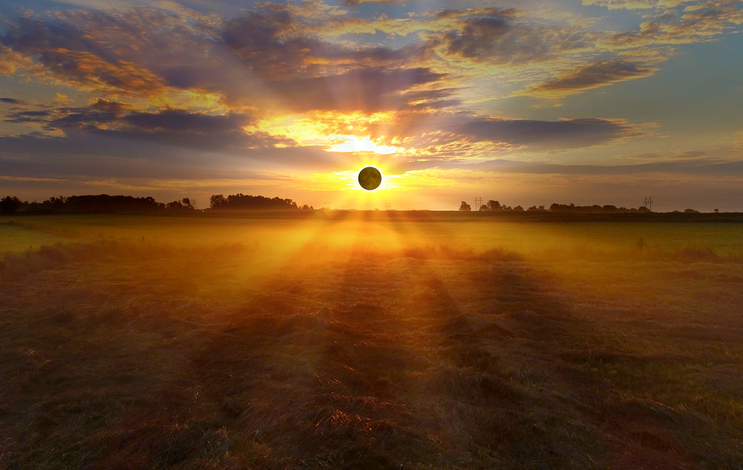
left=0, top=0, right=741, bottom=211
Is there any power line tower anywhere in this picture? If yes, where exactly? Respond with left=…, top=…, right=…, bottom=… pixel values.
left=474, top=197, right=483, bottom=211
left=643, top=196, right=653, bottom=211
left=384, top=203, right=391, bottom=211
left=324, top=201, right=330, bottom=210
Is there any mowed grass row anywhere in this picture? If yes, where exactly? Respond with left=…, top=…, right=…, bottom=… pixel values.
left=1, top=216, right=742, bottom=468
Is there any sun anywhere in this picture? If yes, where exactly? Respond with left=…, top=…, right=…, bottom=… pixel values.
left=358, top=166, right=382, bottom=191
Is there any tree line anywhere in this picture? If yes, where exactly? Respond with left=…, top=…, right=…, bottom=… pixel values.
left=209, top=194, right=313, bottom=211
left=0, top=193, right=313, bottom=214
left=459, top=200, right=651, bottom=213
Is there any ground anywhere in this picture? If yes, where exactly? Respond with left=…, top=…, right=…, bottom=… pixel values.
left=1, top=213, right=742, bottom=469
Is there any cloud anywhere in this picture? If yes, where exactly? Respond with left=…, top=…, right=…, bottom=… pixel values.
left=341, top=0, right=403, bottom=5
left=582, top=0, right=657, bottom=10
left=330, top=111, right=652, bottom=158
left=440, top=11, right=588, bottom=64
left=267, top=67, right=448, bottom=113
left=455, top=117, right=647, bottom=149
left=0, top=98, right=23, bottom=104
left=606, top=1, right=743, bottom=49
left=527, top=60, right=657, bottom=97
left=4, top=104, right=293, bottom=150
left=457, top=157, right=743, bottom=177
left=0, top=130, right=340, bottom=185
left=0, top=5, right=450, bottom=116
left=582, top=0, right=697, bottom=10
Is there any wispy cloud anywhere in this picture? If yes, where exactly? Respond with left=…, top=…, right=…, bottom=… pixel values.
left=526, top=60, right=657, bottom=97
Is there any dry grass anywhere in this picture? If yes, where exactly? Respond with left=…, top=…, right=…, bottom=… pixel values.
left=1, top=217, right=742, bottom=469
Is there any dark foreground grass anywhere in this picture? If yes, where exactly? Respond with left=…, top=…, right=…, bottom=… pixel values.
left=1, top=241, right=742, bottom=469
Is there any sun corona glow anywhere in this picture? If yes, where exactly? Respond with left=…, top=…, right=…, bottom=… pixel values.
left=329, top=135, right=402, bottom=154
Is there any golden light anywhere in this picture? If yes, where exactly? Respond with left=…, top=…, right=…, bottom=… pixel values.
left=328, top=135, right=402, bottom=154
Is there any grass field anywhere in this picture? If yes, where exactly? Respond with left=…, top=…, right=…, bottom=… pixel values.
left=1, top=213, right=742, bottom=469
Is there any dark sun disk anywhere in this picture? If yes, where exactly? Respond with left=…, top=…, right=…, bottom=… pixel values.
left=358, top=166, right=382, bottom=191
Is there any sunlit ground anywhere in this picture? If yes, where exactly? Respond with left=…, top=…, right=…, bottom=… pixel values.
left=1, top=213, right=742, bottom=468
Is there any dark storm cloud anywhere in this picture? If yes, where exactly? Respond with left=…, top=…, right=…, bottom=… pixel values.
left=529, top=60, right=656, bottom=96
left=456, top=117, right=642, bottom=148
left=0, top=97, right=23, bottom=104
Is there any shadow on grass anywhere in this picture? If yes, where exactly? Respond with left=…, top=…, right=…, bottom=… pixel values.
left=1, top=241, right=742, bottom=469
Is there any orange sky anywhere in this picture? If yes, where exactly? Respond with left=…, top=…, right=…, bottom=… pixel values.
left=1, top=0, right=742, bottom=210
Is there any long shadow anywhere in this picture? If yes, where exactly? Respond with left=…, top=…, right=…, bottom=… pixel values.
left=189, top=213, right=441, bottom=468
left=182, top=215, right=710, bottom=468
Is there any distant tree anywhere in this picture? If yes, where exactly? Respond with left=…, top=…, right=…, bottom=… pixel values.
left=44, top=196, right=66, bottom=210
left=714, top=209, right=719, bottom=213
left=209, top=193, right=303, bottom=210
left=684, top=208, right=700, bottom=213
left=42, top=194, right=164, bottom=212
left=486, top=200, right=501, bottom=211
left=513, top=205, right=524, bottom=212
left=478, top=204, right=490, bottom=211
left=459, top=201, right=471, bottom=211
left=210, top=194, right=226, bottom=209
left=638, top=206, right=650, bottom=213
left=0, top=196, right=22, bottom=214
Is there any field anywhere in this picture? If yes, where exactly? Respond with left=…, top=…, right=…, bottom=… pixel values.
left=1, top=212, right=742, bottom=469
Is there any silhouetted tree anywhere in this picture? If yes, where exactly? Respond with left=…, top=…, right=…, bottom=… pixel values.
left=459, top=201, right=471, bottom=211
left=549, top=203, right=641, bottom=214
left=39, top=195, right=164, bottom=212
left=209, top=193, right=304, bottom=210
left=210, top=194, right=226, bottom=209
left=485, top=200, right=501, bottom=211
left=513, top=205, right=524, bottom=212
left=1, top=196, right=22, bottom=213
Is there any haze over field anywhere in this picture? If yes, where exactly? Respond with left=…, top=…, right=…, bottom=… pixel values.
left=2, top=215, right=743, bottom=468
left=1, top=0, right=742, bottom=210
